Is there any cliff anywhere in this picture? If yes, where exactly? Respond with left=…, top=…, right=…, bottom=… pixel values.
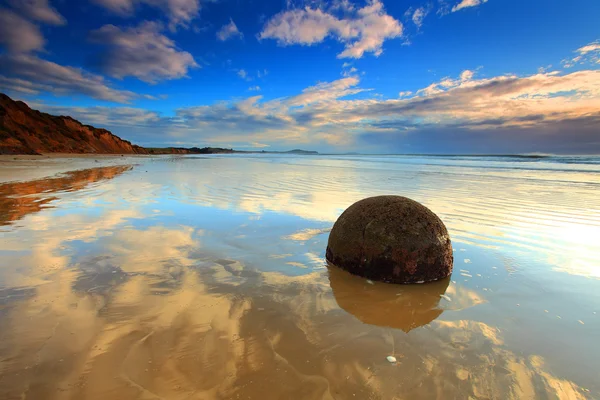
left=0, top=93, right=147, bottom=155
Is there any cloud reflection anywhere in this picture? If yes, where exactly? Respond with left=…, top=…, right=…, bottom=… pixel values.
left=0, top=157, right=597, bottom=399
left=0, top=255, right=590, bottom=399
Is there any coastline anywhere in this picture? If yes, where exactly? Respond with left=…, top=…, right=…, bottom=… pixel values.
left=0, top=153, right=149, bottom=184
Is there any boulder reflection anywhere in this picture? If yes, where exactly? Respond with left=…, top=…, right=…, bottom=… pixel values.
left=328, top=264, right=449, bottom=332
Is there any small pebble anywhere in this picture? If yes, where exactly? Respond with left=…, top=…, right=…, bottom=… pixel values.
left=366, top=280, right=374, bottom=285
left=386, top=356, right=397, bottom=363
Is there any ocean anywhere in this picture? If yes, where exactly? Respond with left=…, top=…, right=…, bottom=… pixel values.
left=0, top=154, right=599, bottom=399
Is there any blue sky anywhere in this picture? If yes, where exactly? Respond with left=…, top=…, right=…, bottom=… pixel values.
left=0, top=0, right=599, bottom=153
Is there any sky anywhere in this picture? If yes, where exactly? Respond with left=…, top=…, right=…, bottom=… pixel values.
left=0, top=0, right=599, bottom=154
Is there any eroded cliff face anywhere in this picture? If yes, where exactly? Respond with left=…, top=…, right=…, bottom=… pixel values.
left=0, top=94, right=147, bottom=155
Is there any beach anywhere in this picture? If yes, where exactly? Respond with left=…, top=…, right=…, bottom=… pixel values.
left=0, top=154, right=599, bottom=399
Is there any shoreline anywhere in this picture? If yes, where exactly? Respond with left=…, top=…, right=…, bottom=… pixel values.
left=0, top=154, right=149, bottom=184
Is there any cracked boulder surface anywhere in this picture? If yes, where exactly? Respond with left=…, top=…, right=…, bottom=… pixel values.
left=326, top=196, right=453, bottom=284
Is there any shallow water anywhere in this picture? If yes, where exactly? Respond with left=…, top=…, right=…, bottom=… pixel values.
left=0, top=154, right=599, bottom=399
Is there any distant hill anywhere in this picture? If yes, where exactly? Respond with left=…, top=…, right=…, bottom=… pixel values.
left=149, top=147, right=319, bottom=155
left=147, top=147, right=237, bottom=155
left=284, top=149, right=319, bottom=155
left=0, top=93, right=147, bottom=155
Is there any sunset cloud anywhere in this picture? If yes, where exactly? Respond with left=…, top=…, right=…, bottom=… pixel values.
left=36, top=66, right=600, bottom=153
left=452, top=0, right=488, bottom=12
left=563, top=40, right=600, bottom=68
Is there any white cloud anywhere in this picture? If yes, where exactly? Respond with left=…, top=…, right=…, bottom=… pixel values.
left=460, top=69, right=474, bottom=81
left=91, top=0, right=200, bottom=30
left=412, top=6, right=430, bottom=28
left=249, top=86, right=261, bottom=91
left=0, top=9, right=45, bottom=53
left=89, top=22, right=198, bottom=83
left=234, top=69, right=267, bottom=82
left=259, top=0, right=403, bottom=59
left=217, top=19, right=243, bottom=41
left=35, top=67, right=600, bottom=153
left=562, top=40, right=600, bottom=68
left=8, top=0, right=66, bottom=25
left=287, top=76, right=363, bottom=106
left=10, top=41, right=598, bottom=153
left=36, top=103, right=163, bottom=127
left=91, top=0, right=135, bottom=14
left=194, top=69, right=600, bottom=147
left=330, top=0, right=355, bottom=12
left=0, top=54, right=137, bottom=103
left=355, top=69, right=600, bottom=132
left=452, top=0, right=488, bottom=12
left=261, top=8, right=341, bottom=45
left=577, top=42, right=600, bottom=55
left=342, top=66, right=358, bottom=77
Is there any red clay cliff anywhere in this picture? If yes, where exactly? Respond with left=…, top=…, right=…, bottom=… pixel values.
left=0, top=93, right=147, bottom=155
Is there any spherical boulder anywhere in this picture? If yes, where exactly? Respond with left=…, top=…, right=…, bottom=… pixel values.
left=326, top=196, right=453, bottom=284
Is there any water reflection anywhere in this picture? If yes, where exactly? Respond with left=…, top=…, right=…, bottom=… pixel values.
left=0, top=255, right=589, bottom=399
left=328, top=265, right=449, bottom=332
left=0, top=155, right=598, bottom=399
left=0, top=165, right=131, bottom=226
left=160, top=156, right=600, bottom=279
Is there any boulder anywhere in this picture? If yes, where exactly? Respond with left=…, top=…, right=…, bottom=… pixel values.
left=326, top=196, right=453, bottom=284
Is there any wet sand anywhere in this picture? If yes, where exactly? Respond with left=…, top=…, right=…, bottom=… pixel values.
left=0, top=154, right=147, bottom=183
left=0, top=155, right=598, bottom=399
